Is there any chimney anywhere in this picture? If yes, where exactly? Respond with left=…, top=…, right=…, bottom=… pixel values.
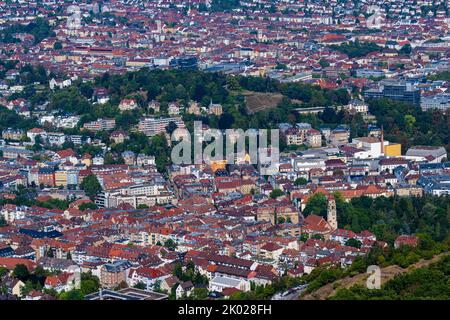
left=380, top=125, right=384, bottom=155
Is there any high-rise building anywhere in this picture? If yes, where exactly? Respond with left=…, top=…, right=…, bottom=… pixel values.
left=364, top=80, right=420, bottom=106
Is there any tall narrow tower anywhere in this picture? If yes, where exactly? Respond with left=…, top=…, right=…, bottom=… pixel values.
left=327, top=195, right=338, bottom=231
left=156, top=20, right=162, bottom=33
left=257, top=29, right=263, bottom=42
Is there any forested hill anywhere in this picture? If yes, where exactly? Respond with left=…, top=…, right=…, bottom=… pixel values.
left=3, top=66, right=450, bottom=155
left=330, top=254, right=450, bottom=300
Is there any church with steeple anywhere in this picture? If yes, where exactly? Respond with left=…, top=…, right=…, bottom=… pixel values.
left=301, top=194, right=338, bottom=240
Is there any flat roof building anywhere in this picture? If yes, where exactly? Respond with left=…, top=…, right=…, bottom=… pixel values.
left=365, top=80, right=420, bottom=106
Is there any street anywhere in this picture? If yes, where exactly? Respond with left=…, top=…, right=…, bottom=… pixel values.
left=271, top=284, right=309, bottom=301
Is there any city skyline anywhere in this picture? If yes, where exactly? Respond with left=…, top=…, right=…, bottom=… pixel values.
left=0, top=0, right=448, bottom=305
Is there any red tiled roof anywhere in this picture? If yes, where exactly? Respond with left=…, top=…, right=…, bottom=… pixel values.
left=0, top=257, right=36, bottom=270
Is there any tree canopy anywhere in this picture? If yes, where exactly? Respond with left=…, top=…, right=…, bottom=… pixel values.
left=329, top=40, right=383, bottom=58
left=0, top=17, right=54, bottom=44
left=330, top=254, right=450, bottom=300
left=303, top=193, right=449, bottom=243
left=80, top=174, right=102, bottom=199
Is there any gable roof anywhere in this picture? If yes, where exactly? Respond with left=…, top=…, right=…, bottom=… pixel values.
left=0, top=257, right=36, bottom=271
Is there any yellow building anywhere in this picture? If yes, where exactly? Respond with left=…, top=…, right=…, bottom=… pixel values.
left=55, top=171, right=68, bottom=187
left=81, top=156, right=92, bottom=167
left=385, top=143, right=402, bottom=157
left=11, top=279, right=25, bottom=297
left=241, top=180, right=255, bottom=194
left=211, top=160, right=227, bottom=172
left=209, top=103, right=223, bottom=116
left=125, top=60, right=151, bottom=68
left=54, top=55, right=68, bottom=62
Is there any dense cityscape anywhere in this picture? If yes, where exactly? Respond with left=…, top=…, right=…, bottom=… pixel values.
left=0, top=0, right=449, bottom=302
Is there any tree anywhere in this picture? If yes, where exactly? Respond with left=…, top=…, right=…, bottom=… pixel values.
left=48, top=86, right=92, bottom=114
left=427, top=71, right=450, bottom=82
left=115, top=111, right=140, bottom=130
left=300, top=233, right=309, bottom=242
left=20, top=280, right=34, bottom=297
left=270, top=189, right=284, bottom=199
left=399, top=44, right=412, bottom=55
left=79, top=82, right=94, bottom=99
left=0, top=267, right=8, bottom=278
left=134, top=282, right=146, bottom=290
left=149, top=134, right=170, bottom=173
left=331, top=255, right=450, bottom=300
left=278, top=217, right=286, bottom=224
left=53, top=42, right=62, bottom=50
left=174, top=84, right=187, bottom=100
left=191, top=288, right=208, bottom=300
left=173, top=263, right=183, bottom=280
left=13, top=264, right=30, bottom=281
left=345, top=238, right=362, bottom=248
left=80, top=174, right=102, bottom=199
left=303, top=193, right=328, bottom=217
left=169, top=283, right=178, bottom=300
left=0, top=283, right=8, bottom=295
left=80, top=273, right=100, bottom=295
left=210, top=0, right=241, bottom=12
left=59, top=289, right=85, bottom=300
left=275, top=62, right=288, bottom=70
left=218, top=113, right=234, bottom=129
left=46, top=248, right=54, bottom=258
left=226, top=76, right=241, bottom=91
left=193, top=271, right=208, bottom=286
left=329, top=41, right=382, bottom=58
left=294, top=177, right=308, bottom=186
left=165, top=121, right=178, bottom=135
left=164, top=239, right=177, bottom=250
left=153, top=279, right=162, bottom=292
left=311, top=234, right=324, bottom=240
left=0, top=17, right=54, bottom=44
left=319, top=59, right=330, bottom=68
left=0, top=215, right=7, bottom=227
left=404, top=114, right=416, bottom=134
left=137, top=204, right=149, bottom=209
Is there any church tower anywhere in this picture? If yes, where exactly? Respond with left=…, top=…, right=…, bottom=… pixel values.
left=327, top=195, right=338, bottom=231
left=257, top=29, right=263, bottom=42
